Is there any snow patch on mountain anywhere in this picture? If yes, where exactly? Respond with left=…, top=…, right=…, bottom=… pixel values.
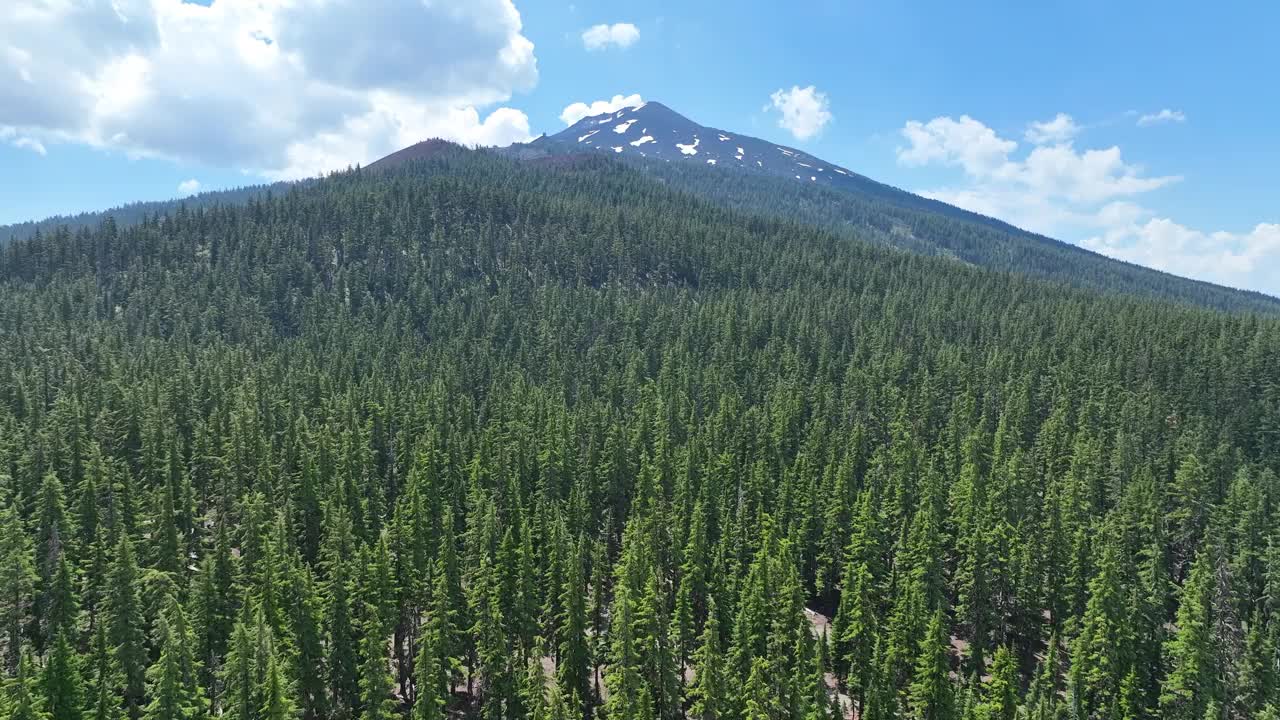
left=677, top=138, right=700, bottom=155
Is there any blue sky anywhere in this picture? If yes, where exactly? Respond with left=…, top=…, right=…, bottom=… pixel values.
left=2, top=0, right=1277, bottom=294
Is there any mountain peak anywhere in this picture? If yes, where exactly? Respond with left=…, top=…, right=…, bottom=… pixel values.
left=365, top=138, right=467, bottom=172
left=538, top=100, right=860, bottom=188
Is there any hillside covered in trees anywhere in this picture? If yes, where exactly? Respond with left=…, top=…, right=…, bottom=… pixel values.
left=0, top=149, right=1278, bottom=720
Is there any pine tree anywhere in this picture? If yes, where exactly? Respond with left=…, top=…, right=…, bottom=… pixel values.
left=143, top=611, right=198, bottom=720
left=35, top=472, right=70, bottom=599
left=431, top=527, right=465, bottom=700
left=974, top=646, right=1017, bottom=720
left=43, top=628, right=85, bottom=720
left=1070, top=529, right=1133, bottom=720
left=261, top=647, right=299, bottom=720
left=412, top=620, right=445, bottom=720
left=1024, top=635, right=1062, bottom=720
left=687, top=596, right=724, bottom=720
left=557, top=538, right=591, bottom=713
left=153, top=473, right=183, bottom=577
left=106, top=533, right=146, bottom=720
left=802, top=632, right=835, bottom=720
left=907, top=610, right=954, bottom=720
left=9, top=651, right=50, bottom=720
left=193, top=519, right=237, bottom=705
left=87, top=622, right=122, bottom=720
left=547, top=685, right=579, bottom=720
left=325, top=541, right=361, bottom=720
left=743, top=656, right=779, bottom=720
left=220, top=610, right=258, bottom=720
left=1237, top=609, right=1275, bottom=716
left=358, top=631, right=395, bottom=720
left=0, top=501, right=36, bottom=675
left=834, top=558, right=877, bottom=710
left=1160, top=549, right=1220, bottom=720
left=521, top=647, right=548, bottom=720
left=289, top=564, right=329, bottom=720
left=44, top=554, right=78, bottom=643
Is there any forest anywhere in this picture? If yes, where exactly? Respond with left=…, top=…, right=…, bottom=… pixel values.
left=0, top=149, right=1277, bottom=720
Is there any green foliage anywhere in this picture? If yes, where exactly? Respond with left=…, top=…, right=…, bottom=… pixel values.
left=0, top=150, right=1274, bottom=720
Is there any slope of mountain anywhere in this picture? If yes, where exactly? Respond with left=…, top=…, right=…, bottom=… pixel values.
left=3, top=101, right=1276, bottom=314
left=533, top=101, right=855, bottom=183
left=0, top=179, right=307, bottom=245
left=1, top=151, right=1278, bottom=719
left=517, top=102, right=1280, bottom=314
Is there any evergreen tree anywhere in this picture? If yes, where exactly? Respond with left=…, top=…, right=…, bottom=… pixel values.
left=834, top=558, right=878, bottom=710
left=219, top=609, right=258, bottom=720
left=358, top=631, right=395, bottom=720
left=261, top=648, right=299, bottom=720
left=556, top=539, right=590, bottom=716
left=412, top=620, right=445, bottom=720
left=87, top=623, right=123, bottom=720
left=9, top=651, right=50, bottom=720
left=972, top=646, right=1017, bottom=720
left=106, top=534, right=146, bottom=720
left=0, top=501, right=36, bottom=674
left=907, top=610, right=954, bottom=720
left=143, top=611, right=199, bottom=720
left=1160, top=550, right=1220, bottom=720
left=1070, top=529, right=1133, bottom=720
left=42, top=629, right=85, bottom=720
left=687, top=596, right=725, bottom=720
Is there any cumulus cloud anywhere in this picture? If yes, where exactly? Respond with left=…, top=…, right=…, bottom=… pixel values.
left=897, top=114, right=1180, bottom=233
left=1137, top=109, right=1186, bottom=127
left=1082, top=214, right=1280, bottom=293
left=559, top=94, right=644, bottom=126
left=767, top=86, right=832, bottom=141
left=1025, top=113, right=1080, bottom=145
left=581, top=23, right=640, bottom=51
left=178, top=179, right=201, bottom=196
left=899, top=115, right=1017, bottom=177
left=897, top=112, right=1278, bottom=295
left=0, top=0, right=539, bottom=178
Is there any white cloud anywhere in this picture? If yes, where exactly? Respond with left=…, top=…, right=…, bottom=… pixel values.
left=560, top=94, right=644, bottom=126
left=897, top=114, right=1179, bottom=234
left=277, top=98, right=533, bottom=179
left=581, top=23, right=639, bottom=51
left=898, top=115, right=1017, bottom=177
left=767, top=86, right=832, bottom=141
left=0, top=126, right=47, bottom=155
left=897, top=112, right=1279, bottom=295
left=178, top=179, right=201, bottom=196
left=0, top=0, right=539, bottom=178
left=1025, top=113, right=1080, bottom=145
left=1082, top=213, right=1280, bottom=293
left=1137, top=109, right=1186, bottom=127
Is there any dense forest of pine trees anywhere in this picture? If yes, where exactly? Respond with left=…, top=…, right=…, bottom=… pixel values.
left=0, top=150, right=1278, bottom=720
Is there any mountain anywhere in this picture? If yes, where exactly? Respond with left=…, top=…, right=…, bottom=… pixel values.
left=2, top=149, right=1278, bottom=720
left=365, top=138, right=468, bottom=172
left=515, top=101, right=1280, bottom=314
left=534, top=100, right=858, bottom=184
left=3, top=100, right=1277, bottom=314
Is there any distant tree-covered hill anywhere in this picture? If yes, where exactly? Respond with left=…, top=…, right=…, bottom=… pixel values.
left=0, top=179, right=306, bottom=244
